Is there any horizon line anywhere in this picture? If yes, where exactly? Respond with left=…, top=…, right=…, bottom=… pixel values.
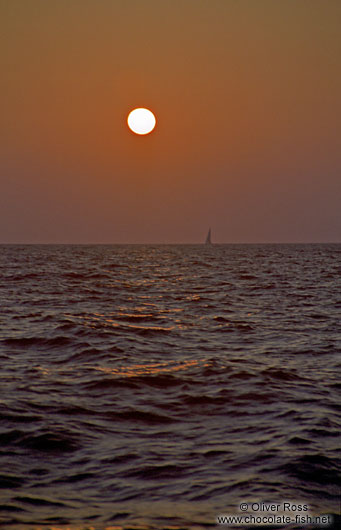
left=0, top=241, right=340, bottom=246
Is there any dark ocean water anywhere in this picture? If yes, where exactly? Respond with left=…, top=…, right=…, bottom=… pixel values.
left=0, top=244, right=340, bottom=530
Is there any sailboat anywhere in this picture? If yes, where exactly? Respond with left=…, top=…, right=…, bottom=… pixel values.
left=205, top=228, right=212, bottom=244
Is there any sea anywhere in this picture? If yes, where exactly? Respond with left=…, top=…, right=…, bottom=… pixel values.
left=0, top=244, right=340, bottom=530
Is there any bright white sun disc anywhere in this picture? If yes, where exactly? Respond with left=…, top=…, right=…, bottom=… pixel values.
left=127, top=108, right=156, bottom=135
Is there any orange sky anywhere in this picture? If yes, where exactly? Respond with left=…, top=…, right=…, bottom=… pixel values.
left=1, top=0, right=340, bottom=243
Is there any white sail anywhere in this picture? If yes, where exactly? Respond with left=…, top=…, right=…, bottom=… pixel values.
left=205, top=228, right=212, bottom=244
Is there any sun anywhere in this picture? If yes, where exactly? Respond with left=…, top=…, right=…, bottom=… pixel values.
left=127, top=108, right=156, bottom=135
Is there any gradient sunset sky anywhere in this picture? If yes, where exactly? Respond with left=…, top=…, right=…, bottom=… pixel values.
left=1, top=0, right=340, bottom=243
